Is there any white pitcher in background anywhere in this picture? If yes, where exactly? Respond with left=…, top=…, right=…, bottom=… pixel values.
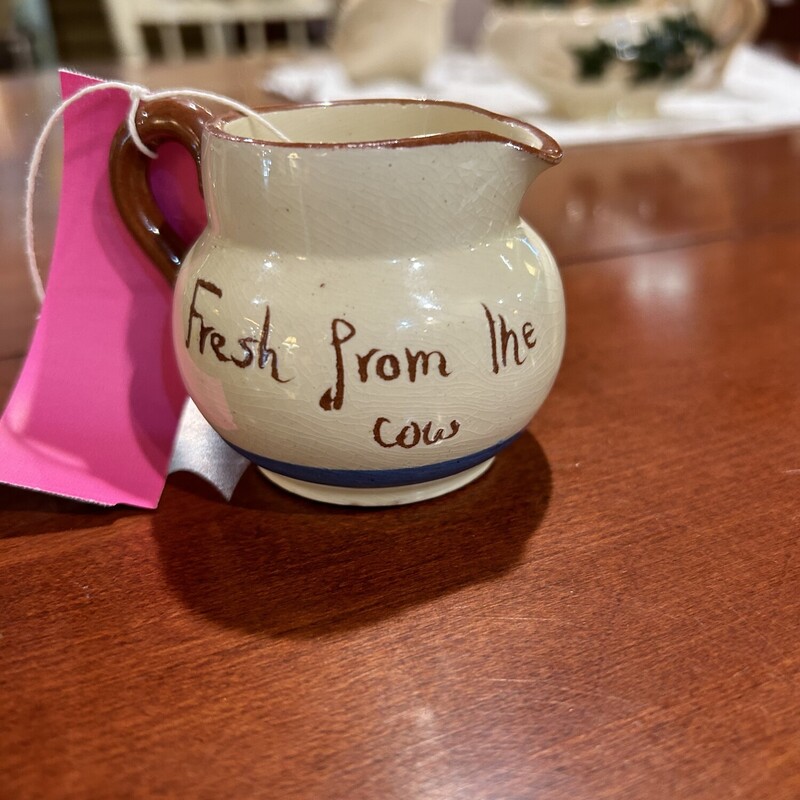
left=332, top=0, right=455, bottom=83
left=483, top=0, right=765, bottom=119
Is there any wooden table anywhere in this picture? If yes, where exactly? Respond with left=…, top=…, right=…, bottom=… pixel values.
left=1, top=56, right=799, bottom=799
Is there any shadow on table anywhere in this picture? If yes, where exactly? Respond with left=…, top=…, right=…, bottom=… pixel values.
left=153, top=431, right=551, bottom=638
left=0, top=484, right=141, bottom=538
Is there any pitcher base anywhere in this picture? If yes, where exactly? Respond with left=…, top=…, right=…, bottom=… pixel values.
left=258, top=458, right=495, bottom=507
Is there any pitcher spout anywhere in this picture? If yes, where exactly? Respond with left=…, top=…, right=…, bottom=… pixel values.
left=459, top=103, right=563, bottom=196
left=468, top=108, right=563, bottom=170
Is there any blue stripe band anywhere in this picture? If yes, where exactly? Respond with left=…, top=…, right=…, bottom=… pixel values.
left=224, top=431, right=523, bottom=488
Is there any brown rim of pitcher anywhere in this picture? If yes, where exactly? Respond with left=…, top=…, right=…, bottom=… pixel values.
left=207, top=98, right=563, bottom=165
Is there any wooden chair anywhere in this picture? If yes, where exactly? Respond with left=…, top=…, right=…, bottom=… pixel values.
left=0, top=0, right=33, bottom=69
left=102, top=0, right=335, bottom=65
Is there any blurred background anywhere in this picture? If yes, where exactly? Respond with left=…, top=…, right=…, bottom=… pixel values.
left=0, top=0, right=796, bottom=72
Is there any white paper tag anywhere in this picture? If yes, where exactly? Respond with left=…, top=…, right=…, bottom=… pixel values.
left=168, top=400, right=251, bottom=501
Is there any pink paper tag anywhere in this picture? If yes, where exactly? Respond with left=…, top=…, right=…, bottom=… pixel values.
left=0, top=71, right=207, bottom=507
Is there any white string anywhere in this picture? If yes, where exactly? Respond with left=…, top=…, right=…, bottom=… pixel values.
left=25, top=80, right=291, bottom=304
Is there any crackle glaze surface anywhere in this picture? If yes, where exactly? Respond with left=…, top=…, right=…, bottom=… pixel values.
left=172, top=101, right=565, bottom=502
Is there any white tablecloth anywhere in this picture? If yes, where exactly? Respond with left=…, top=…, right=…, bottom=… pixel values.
left=263, top=46, right=800, bottom=146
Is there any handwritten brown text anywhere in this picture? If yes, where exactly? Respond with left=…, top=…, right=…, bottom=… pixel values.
left=373, top=417, right=461, bottom=449
left=319, top=318, right=451, bottom=412
left=482, top=303, right=537, bottom=374
left=185, top=279, right=289, bottom=383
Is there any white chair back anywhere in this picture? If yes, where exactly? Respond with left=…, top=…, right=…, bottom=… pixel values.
left=102, top=0, right=335, bottom=64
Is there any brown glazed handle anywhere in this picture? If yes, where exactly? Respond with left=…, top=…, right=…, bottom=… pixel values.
left=109, top=97, right=215, bottom=285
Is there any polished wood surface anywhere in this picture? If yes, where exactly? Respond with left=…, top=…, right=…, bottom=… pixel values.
left=1, top=57, right=799, bottom=799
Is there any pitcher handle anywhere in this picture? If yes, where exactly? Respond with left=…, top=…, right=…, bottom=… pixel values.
left=109, top=97, right=214, bottom=285
left=710, top=0, right=766, bottom=51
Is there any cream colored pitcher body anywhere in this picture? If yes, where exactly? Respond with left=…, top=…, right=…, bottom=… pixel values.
left=111, top=99, right=565, bottom=505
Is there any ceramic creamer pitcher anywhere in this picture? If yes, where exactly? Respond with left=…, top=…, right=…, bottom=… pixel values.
left=109, top=98, right=565, bottom=506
